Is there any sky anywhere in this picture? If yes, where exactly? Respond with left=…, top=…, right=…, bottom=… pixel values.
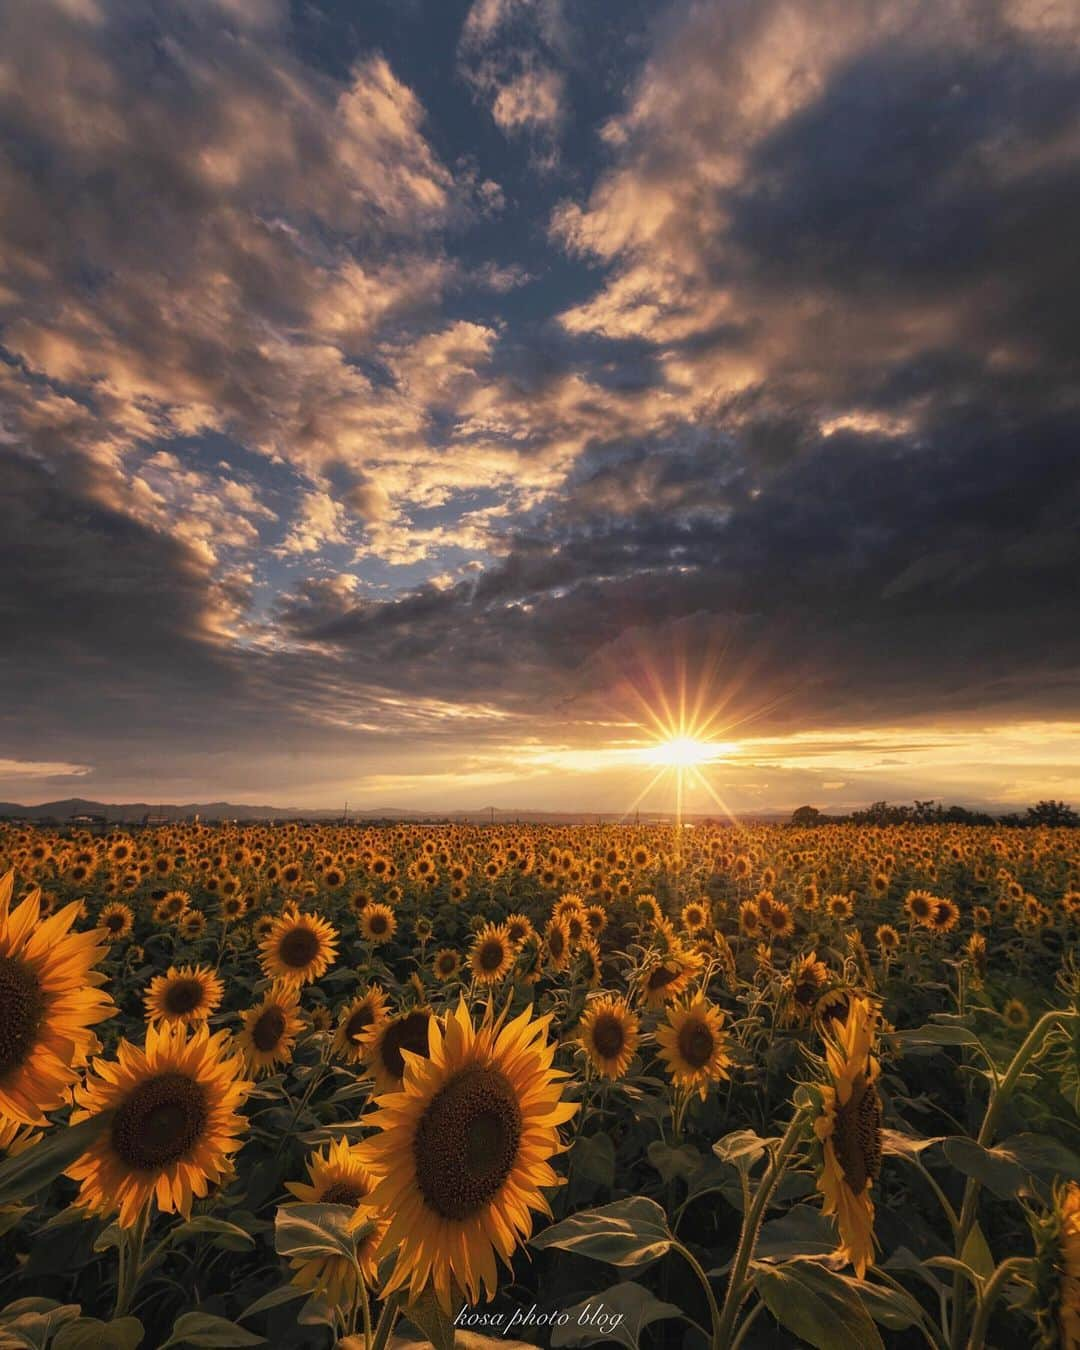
left=1, top=0, right=1079, bottom=816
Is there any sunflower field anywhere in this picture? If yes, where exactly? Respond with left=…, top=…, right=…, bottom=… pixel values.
left=0, top=820, right=1077, bottom=1350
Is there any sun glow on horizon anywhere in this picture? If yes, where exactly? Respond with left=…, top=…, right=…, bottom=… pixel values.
left=642, top=735, right=731, bottom=768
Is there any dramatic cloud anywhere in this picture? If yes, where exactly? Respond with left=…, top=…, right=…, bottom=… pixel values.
left=1, top=0, right=1077, bottom=808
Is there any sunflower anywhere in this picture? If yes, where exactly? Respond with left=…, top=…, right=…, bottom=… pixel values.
left=504, top=913, right=536, bottom=947
left=470, top=924, right=514, bottom=984
left=99, top=902, right=134, bottom=940
left=67, top=1022, right=251, bottom=1227
left=237, top=984, right=304, bottom=1076
left=813, top=996, right=882, bottom=1279
left=875, top=924, right=900, bottom=954
left=357, top=999, right=577, bottom=1310
left=144, top=963, right=225, bottom=1027
left=433, top=948, right=462, bottom=981
left=285, top=1137, right=388, bottom=1302
left=363, top=1008, right=437, bottom=1094
left=220, top=893, right=247, bottom=923
left=542, top=917, right=571, bottom=972
left=360, top=903, right=396, bottom=945
left=929, top=898, right=960, bottom=933
left=638, top=946, right=701, bottom=1009
left=259, top=907, right=338, bottom=986
left=0, top=872, right=114, bottom=1127
left=577, top=937, right=603, bottom=989
left=826, top=894, right=853, bottom=922
left=784, top=952, right=830, bottom=1024
left=904, top=890, right=937, bottom=925
left=179, top=910, right=206, bottom=941
left=656, top=996, right=731, bottom=1101
left=1060, top=1183, right=1080, bottom=1347
left=681, top=900, right=710, bottom=933
left=738, top=900, right=761, bottom=938
left=332, top=984, right=389, bottom=1064
left=579, top=996, right=639, bottom=1080
left=1003, top=997, right=1031, bottom=1030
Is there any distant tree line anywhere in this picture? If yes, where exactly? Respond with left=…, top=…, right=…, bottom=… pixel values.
left=789, top=799, right=1080, bottom=828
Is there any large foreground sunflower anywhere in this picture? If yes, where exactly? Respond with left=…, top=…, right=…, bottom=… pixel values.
left=285, top=1136, right=388, bottom=1304
left=813, top=995, right=882, bottom=1279
left=259, top=907, right=338, bottom=986
left=357, top=999, right=577, bottom=1310
left=67, top=1021, right=252, bottom=1226
left=0, top=871, right=114, bottom=1126
left=144, top=963, right=225, bottom=1026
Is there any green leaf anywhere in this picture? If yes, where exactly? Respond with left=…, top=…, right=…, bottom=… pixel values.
left=0, top=1301, right=81, bottom=1349
left=754, top=1204, right=838, bottom=1260
left=960, top=1222, right=995, bottom=1282
left=0, top=1112, right=114, bottom=1206
left=943, top=1140, right=1027, bottom=1201
left=273, top=1203, right=358, bottom=1261
left=168, top=1216, right=255, bottom=1250
left=92, top=1223, right=123, bottom=1254
left=531, top=1197, right=673, bottom=1269
left=712, top=1129, right=775, bottom=1173
left=0, top=1206, right=31, bottom=1238
left=573, top=1134, right=616, bottom=1189
left=755, top=1259, right=885, bottom=1350
left=997, top=1133, right=1080, bottom=1187
left=53, top=1317, right=144, bottom=1350
left=403, top=1290, right=456, bottom=1350
left=238, top=1286, right=307, bottom=1322
left=893, top=1025, right=980, bottom=1048
left=882, top=1129, right=945, bottom=1157
left=160, top=1312, right=265, bottom=1348
left=646, top=1141, right=701, bottom=1185
left=552, top=1282, right=685, bottom=1350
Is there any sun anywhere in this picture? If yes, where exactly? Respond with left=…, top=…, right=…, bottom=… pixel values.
left=644, top=735, right=725, bottom=767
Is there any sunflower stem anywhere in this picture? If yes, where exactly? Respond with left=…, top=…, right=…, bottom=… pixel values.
left=369, top=1291, right=403, bottom=1350
left=950, top=1009, right=1075, bottom=1349
left=964, top=1257, right=1030, bottom=1350
left=114, top=1200, right=151, bottom=1318
left=672, top=1240, right=722, bottom=1350
left=713, top=1105, right=811, bottom=1349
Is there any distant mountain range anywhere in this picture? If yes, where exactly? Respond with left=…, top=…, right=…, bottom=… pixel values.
left=0, top=797, right=778, bottom=825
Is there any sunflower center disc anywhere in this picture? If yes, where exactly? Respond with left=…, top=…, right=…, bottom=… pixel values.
left=677, top=1019, right=715, bottom=1069
left=253, top=1005, right=286, bottom=1052
left=346, top=1006, right=374, bottom=1041
left=413, top=1066, right=523, bottom=1220
left=647, top=964, right=679, bottom=992
left=590, top=1013, right=626, bottom=1060
left=479, top=940, right=504, bottom=972
left=0, top=955, right=46, bottom=1076
left=833, top=1077, right=883, bottom=1195
left=279, top=926, right=320, bottom=968
left=379, top=1011, right=431, bottom=1079
left=111, top=1071, right=209, bottom=1170
left=322, top=1180, right=366, bottom=1207
left=163, top=978, right=205, bottom=1015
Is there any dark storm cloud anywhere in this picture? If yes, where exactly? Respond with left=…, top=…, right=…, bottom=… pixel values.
left=1, top=0, right=1078, bottom=802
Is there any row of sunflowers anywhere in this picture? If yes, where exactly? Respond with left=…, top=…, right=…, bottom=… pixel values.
left=0, top=820, right=1077, bottom=1349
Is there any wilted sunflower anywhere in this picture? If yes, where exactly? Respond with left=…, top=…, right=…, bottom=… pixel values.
left=357, top=999, right=577, bottom=1310
left=144, top=963, right=224, bottom=1027
left=285, top=1137, right=388, bottom=1302
left=656, top=996, right=731, bottom=1100
left=238, top=984, right=304, bottom=1076
left=470, top=924, right=514, bottom=984
left=67, top=1022, right=252, bottom=1226
left=813, top=996, right=882, bottom=1279
left=363, top=1007, right=437, bottom=1094
left=433, top=948, right=462, bottom=981
left=579, top=995, right=639, bottom=1080
left=332, top=984, right=389, bottom=1064
left=99, top=902, right=134, bottom=940
left=0, top=872, right=114, bottom=1127
left=260, top=907, right=338, bottom=986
